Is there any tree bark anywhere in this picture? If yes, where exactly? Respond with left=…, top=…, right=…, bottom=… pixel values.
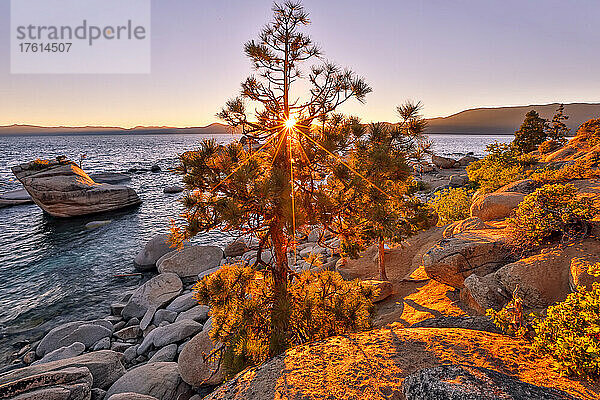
left=269, top=217, right=290, bottom=357
left=378, top=238, right=387, bottom=281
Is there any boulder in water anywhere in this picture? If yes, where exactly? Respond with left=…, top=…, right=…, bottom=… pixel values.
left=11, top=158, right=141, bottom=217
left=134, top=233, right=176, bottom=271
left=122, top=273, right=183, bottom=319
left=0, top=188, right=33, bottom=208
left=89, top=172, right=131, bottom=185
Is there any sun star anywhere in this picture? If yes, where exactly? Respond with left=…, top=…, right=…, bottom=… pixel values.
left=284, top=117, right=297, bottom=129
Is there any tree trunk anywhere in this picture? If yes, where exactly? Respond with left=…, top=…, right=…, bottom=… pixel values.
left=269, top=217, right=290, bottom=357
left=378, top=238, right=387, bottom=281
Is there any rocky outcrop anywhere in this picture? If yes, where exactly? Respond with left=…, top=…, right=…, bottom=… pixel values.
left=0, top=366, right=93, bottom=400
left=33, top=342, right=86, bottom=365
left=157, top=245, right=223, bottom=281
left=360, top=280, right=393, bottom=302
left=464, top=239, right=600, bottom=311
left=134, top=234, right=176, bottom=271
left=178, top=331, right=224, bottom=387
left=423, top=230, right=511, bottom=288
left=105, top=362, right=192, bottom=400
left=36, top=319, right=112, bottom=357
left=432, top=155, right=458, bottom=169
left=137, top=320, right=203, bottom=355
left=224, top=238, right=249, bottom=258
left=458, top=155, right=478, bottom=166
left=442, top=217, right=491, bottom=239
left=0, top=350, right=125, bottom=390
left=122, top=273, right=183, bottom=319
left=0, top=188, right=33, bottom=208
left=495, top=179, right=541, bottom=194
left=410, top=316, right=500, bottom=334
left=470, top=192, right=525, bottom=221
left=401, top=365, right=579, bottom=400
left=203, top=326, right=596, bottom=400
left=12, top=158, right=141, bottom=217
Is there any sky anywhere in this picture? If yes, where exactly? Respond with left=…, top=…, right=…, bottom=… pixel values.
left=0, top=0, right=599, bottom=128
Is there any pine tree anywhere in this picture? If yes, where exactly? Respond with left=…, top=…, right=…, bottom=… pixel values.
left=512, top=110, right=548, bottom=154
left=171, top=0, right=430, bottom=360
left=546, top=104, right=570, bottom=145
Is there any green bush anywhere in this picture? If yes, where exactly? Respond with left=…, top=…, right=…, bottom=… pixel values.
left=194, top=264, right=374, bottom=377
left=428, top=187, right=472, bottom=225
left=507, top=183, right=597, bottom=249
left=486, top=288, right=534, bottom=338
left=467, top=142, right=525, bottom=193
left=532, top=263, right=600, bottom=379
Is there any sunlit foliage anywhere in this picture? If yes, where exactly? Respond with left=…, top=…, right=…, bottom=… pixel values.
left=428, top=187, right=472, bottom=226
left=467, top=142, right=525, bottom=193
left=512, top=110, right=548, bottom=154
left=507, top=183, right=597, bottom=249
left=194, top=264, right=374, bottom=377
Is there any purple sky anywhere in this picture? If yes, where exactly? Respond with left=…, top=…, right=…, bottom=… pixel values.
left=1, top=0, right=599, bottom=127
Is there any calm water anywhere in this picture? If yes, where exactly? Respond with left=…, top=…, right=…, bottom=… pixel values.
left=0, top=133, right=512, bottom=364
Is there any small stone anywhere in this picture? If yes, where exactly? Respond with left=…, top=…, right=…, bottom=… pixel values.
left=125, top=317, right=140, bottom=327
left=22, top=351, right=36, bottom=364
left=123, top=345, right=139, bottom=363
left=113, top=321, right=126, bottom=331
left=166, top=293, right=197, bottom=313
left=93, top=337, right=111, bottom=351
left=163, top=186, right=184, bottom=194
left=153, top=309, right=178, bottom=325
left=114, top=326, right=141, bottom=341
left=175, top=305, right=210, bottom=323
left=148, top=344, right=178, bottom=363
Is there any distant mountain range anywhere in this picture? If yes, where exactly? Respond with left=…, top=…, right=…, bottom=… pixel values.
left=1, top=103, right=599, bottom=136
left=425, top=102, right=600, bottom=135
left=0, top=122, right=235, bottom=136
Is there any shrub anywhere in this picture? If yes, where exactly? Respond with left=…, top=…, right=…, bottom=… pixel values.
left=467, top=142, right=525, bottom=193
left=194, top=264, right=374, bottom=377
left=532, top=263, right=600, bottom=379
left=507, top=183, right=597, bottom=249
left=428, top=187, right=472, bottom=225
left=529, top=151, right=600, bottom=184
left=538, top=139, right=561, bottom=155
left=486, top=288, right=534, bottom=338
left=575, top=118, right=600, bottom=142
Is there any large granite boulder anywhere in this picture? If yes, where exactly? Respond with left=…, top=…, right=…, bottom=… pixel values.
left=495, top=179, right=541, bottom=194
left=0, top=188, right=33, bottom=208
left=178, top=331, right=224, bottom=387
left=442, top=217, right=491, bottom=239
left=137, top=320, right=203, bottom=355
left=401, top=364, right=578, bottom=400
left=0, top=366, right=92, bottom=400
left=134, top=233, right=176, bottom=271
left=108, top=393, right=159, bottom=400
left=410, top=316, right=500, bottom=334
left=157, top=245, right=223, bottom=281
left=470, top=192, right=525, bottom=221
left=33, top=342, right=85, bottom=365
left=432, top=155, right=458, bottom=169
left=12, top=158, right=141, bottom=217
left=105, top=362, right=192, bottom=400
left=423, top=230, right=510, bottom=288
left=0, top=350, right=125, bottom=390
left=36, top=319, right=112, bottom=357
left=464, top=239, right=600, bottom=311
left=122, top=273, right=183, bottom=319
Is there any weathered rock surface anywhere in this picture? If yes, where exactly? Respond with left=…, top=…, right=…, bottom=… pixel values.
left=105, top=362, right=192, bottom=400
left=470, top=192, right=525, bottom=221
left=89, top=172, right=131, bottom=185
left=495, top=178, right=541, bottom=194
left=401, top=364, right=579, bottom=400
left=0, top=350, right=125, bottom=390
left=157, top=245, right=223, bottom=280
left=442, top=217, right=491, bottom=239
left=464, top=239, right=600, bottom=311
left=12, top=158, right=141, bottom=217
left=85, top=220, right=112, bottom=229
left=122, top=273, right=183, bottom=319
left=410, top=316, right=500, bottom=333
left=423, top=230, right=510, bottom=288
left=166, top=293, right=197, bottom=313
left=175, top=305, right=210, bottom=323
left=360, top=280, right=393, bottom=302
left=178, top=331, right=224, bottom=387
left=204, top=326, right=595, bottom=400
left=458, top=155, right=478, bottom=166
left=108, top=393, right=159, bottom=400
left=33, top=342, right=85, bottom=365
left=224, top=238, right=249, bottom=258
left=163, top=186, right=184, bottom=194
left=0, top=188, right=33, bottom=208
left=138, top=320, right=203, bottom=355
left=0, top=366, right=93, bottom=400
left=134, top=233, right=176, bottom=271
left=432, top=155, right=458, bottom=169
left=36, top=319, right=112, bottom=357
left=148, top=344, right=178, bottom=363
